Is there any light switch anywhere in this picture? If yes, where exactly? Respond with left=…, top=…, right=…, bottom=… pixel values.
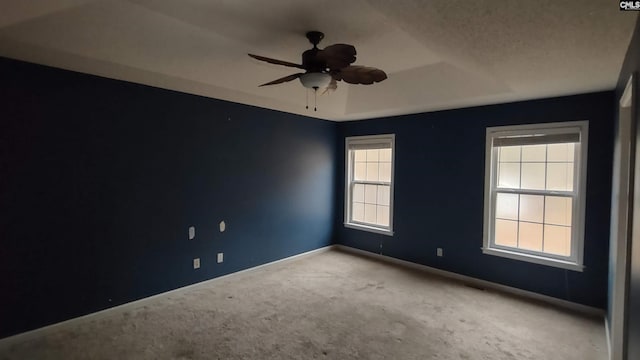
left=188, top=226, right=195, bottom=240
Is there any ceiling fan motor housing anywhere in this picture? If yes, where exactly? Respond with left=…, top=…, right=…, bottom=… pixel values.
left=302, top=48, right=327, bottom=73
left=303, top=31, right=329, bottom=73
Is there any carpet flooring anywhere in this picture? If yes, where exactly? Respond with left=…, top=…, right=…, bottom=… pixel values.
left=0, top=249, right=606, bottom=360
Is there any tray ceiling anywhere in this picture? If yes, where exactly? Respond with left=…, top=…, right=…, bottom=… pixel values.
left=0, top=0, right=637, bottom=121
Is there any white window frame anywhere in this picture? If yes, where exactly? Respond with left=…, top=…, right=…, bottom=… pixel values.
left=482, top=121, right=588, bottom=271
left=344, top=134, right=395, bottom=236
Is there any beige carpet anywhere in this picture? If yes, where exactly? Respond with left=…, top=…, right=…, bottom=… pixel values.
left=0, top=249, right=606, bottom=360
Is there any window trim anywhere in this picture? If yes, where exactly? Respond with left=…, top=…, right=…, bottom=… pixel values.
left=482, top=121, right=588, bottom=272
left=344, top=134, right=395, bottom=236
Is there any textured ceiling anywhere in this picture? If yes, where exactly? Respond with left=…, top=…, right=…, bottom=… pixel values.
left=0, top=0, right=637, bottom=121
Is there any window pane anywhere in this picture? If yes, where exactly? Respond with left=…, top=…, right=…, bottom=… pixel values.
left=518, top=222, right=543, bottom=251
left=495, top=219, right=518, bottom=247
left=544, top=225, right=571, bottom=256
left=364, top=184, right=377, bottom=204
left=521, top=163, right=545, bottom=190
left=354, top=149, right=366, bottom=162
left=352, top=202, right=364, bottom=222
left=364, top=204, right=377, bottom=224
left=377, top=185, right=390, bottom=206
left=498, top=163, right=520, bottom=188
left=568, top=143, right=575, bottom=161
left=547, top=163, right=573, bottom=191
left=545, top=196, right=572, bottom=226
left=522, top=145, right=546, bottom=162
left=500, top=146, right=521, bottom=162
left=354, top=162, right=366, bottom=181
left=377, top=205, right=389, bottom=226
left=379, top=148, right=392, bottom=162
left=366, top=149, right=379, bottom=162
left=496, top=193, right=518, bottom=220
left=353, top=184, right=365, bottom=203
left=519, top=195, right=544, bottom=223
left=366, top=163, right=379, bottom=181
left=547, top=143, right=574, bottom=162
left=379, top=162, right=392, bottom=182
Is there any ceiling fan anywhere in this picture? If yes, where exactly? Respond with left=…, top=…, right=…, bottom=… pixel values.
left=248, top=31, right=387, bottom=110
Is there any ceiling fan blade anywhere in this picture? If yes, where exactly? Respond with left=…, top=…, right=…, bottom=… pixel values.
left=322, top=78, right=338, bottom=94
left=318, top=44, right=357, bottom=70
left=338, top=66, right=387, bottom=85
left=249, top=54, right=305, bottom=69
left=258, top=73, right=304, bottom=87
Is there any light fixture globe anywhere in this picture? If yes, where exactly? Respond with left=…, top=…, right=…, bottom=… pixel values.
left=299, top=72, right=331, bottom=89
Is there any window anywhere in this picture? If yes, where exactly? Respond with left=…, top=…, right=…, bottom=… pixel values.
left=345, top=134, right=395, bottom=235
left=483, top=121, right=588, bottom=271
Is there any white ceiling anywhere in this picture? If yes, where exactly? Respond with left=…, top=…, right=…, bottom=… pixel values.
left=0, top=0, right=637, bottom=121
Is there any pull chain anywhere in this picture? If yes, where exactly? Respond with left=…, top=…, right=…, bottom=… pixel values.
left=313, top=87, right=318, bottom=111
left=305, top=89, right=309, bottom=110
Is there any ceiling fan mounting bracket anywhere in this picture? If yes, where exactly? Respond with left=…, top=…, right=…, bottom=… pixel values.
left=306, top=31, right=324, bottom=48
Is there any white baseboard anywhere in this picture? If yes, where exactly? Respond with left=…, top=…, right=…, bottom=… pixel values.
left=335, top=245, right=605, bottom=317
left=0, top=245, right=335, bottom=348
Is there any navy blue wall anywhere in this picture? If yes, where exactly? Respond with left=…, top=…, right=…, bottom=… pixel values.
left=616, top=16, right=640, bottom=359
left=0, top=54, right=617, bottom=340
left=335, top=92, right=614, bottom=308
left=0, top=57, right=336, bottom=338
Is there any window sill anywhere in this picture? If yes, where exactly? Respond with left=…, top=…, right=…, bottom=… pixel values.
left=482, top=247, right=584, bottom=272
left=344, top=223, right=394, bottom=236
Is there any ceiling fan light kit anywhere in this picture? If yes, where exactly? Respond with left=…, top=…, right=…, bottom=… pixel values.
left=249, top=31, right=387, bottom=111
left=299, top=72, right=332, bottom=89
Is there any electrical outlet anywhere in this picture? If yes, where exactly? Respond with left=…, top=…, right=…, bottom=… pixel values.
left=217, top=253, right=224, bottom=263
left=437, top=248, right=443, bottom=257
left=193, top=258, right=200, bottom=269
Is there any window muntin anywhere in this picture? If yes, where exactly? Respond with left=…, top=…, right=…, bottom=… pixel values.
left=483, top=122, right=587, bottom=270
left=345, top=135, right=394, bottom=235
